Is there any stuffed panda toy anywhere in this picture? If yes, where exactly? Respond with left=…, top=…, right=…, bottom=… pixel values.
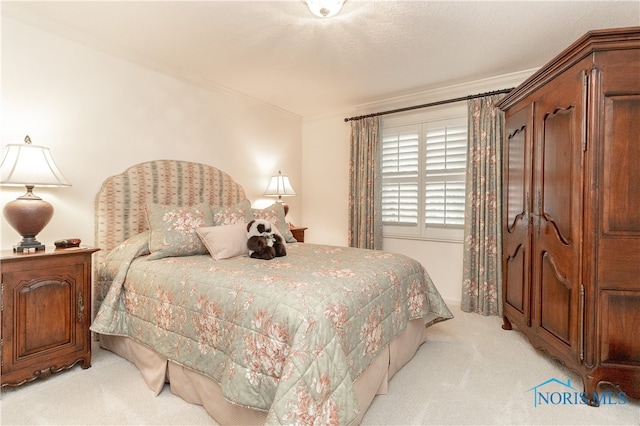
left=246, top=219, right=286, bottom=260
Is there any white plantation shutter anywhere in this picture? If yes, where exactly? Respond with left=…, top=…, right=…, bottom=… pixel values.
left=425, top=122, right=467, bottom=227
left=382, top=182, right=419, bottom=224
left=382, top=128, right=419, bottom=225
left=382, top=109, right=467, bottom=240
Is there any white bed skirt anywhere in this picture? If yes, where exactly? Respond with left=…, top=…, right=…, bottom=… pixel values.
left=98, top=318, right=428, bottom=425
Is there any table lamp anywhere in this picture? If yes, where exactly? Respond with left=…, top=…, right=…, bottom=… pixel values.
left=263, top=170, right=296, bottom=216
left=0, top=136, right=71, bottom=252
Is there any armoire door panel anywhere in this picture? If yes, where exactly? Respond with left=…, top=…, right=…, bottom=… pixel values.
left=594, top=51, right=640, bottom=292
left=530, top=67, right=584, bottom=357
left=502, top=103, right=533, bottom=326
left=600, top=291, right=640, bottom=365
left=602, top=94, right=640, bottom=236
left=505, top=243, right=526, bottom=313
left=506, top=124, right=528, bottom=232
left=539, top=252, right=572, bottom=345
left=540, top=105, right=577, bottom=245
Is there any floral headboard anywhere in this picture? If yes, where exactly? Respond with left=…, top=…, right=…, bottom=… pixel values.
left=93, top=160, right=247, bottom=313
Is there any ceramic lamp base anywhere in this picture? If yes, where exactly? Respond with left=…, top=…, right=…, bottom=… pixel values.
left=3, top=187, right=53, bottom=252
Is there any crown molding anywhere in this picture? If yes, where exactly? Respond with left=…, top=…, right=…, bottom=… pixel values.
left=351, top=69, right=539, bottom=118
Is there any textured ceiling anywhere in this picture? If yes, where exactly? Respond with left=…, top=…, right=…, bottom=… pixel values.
left=3, top=1, right=639, bottom=117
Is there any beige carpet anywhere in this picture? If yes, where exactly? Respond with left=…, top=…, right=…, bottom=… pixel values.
left=1, top=305, right=638, bottom=425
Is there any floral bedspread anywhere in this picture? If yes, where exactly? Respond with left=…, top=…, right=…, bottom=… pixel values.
left=91, top=236, right=452, bottom=425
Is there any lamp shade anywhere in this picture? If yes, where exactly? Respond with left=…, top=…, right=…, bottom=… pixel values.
left=305, top=0, right=345, bottom=18
left=0, top=137, right=71, bottom=187
left=263, top=171, right=296, bottom=198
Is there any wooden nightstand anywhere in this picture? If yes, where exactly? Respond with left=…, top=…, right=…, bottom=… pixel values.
left=289, top=226, right=307, bottom=243
left=0, top=246, right=99, bottom=387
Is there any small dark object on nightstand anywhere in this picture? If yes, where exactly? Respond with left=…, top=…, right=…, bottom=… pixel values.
left=54, top=238, right=81, bottom=248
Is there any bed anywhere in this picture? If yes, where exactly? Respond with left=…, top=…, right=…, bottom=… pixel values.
left=90, top=160, right=453, bottom=425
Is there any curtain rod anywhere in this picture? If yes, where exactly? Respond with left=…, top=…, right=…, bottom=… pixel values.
left=343, top=88, right=515, bottom=122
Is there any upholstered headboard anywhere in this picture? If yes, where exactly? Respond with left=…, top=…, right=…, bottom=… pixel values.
left=95, top=159, right=247, bottom=253
left=93, top=160, right=247, bottom=313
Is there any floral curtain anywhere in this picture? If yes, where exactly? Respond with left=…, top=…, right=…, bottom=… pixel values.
left=348, top=116, right=382, bottom=250
left=461, top=95, right=505, bottom=316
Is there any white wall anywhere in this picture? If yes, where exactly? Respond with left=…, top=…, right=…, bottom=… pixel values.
left=1, top=17, right=302, bottom=250
left=300, top=112, right=351, bottom=246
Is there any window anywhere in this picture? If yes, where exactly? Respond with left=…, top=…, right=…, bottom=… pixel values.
left=381, top=105, right=467, bottom=241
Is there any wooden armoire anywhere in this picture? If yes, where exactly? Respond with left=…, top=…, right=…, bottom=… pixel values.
left=498, top=27, right=640, bottom=404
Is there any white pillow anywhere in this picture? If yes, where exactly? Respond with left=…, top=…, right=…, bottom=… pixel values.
left=196, top=223, right=249, bottom=260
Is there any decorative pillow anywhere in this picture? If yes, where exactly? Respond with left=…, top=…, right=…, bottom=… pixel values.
left=145, top=203, right=214, bottom=260
left=210, top=200, right=253, bottom=226
left=197, top=223, right=249, bottom=260
left=252, top=203, right=297, bottom=243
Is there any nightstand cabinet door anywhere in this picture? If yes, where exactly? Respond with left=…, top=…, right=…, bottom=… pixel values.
left=1, top=248, right=98, bottom=387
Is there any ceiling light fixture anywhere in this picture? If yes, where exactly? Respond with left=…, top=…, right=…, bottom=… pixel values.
left=305, top=0, right=345, bottom=18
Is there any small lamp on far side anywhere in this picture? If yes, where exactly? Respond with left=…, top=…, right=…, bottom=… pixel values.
left=263, top=170, right=296, bottom=216
left=0, top=135, right=71, bottom=252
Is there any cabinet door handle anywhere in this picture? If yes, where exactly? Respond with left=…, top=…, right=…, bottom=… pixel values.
left=536, top=190, right=542, bottom=239
left=77, top=292, right=85, bottom=323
